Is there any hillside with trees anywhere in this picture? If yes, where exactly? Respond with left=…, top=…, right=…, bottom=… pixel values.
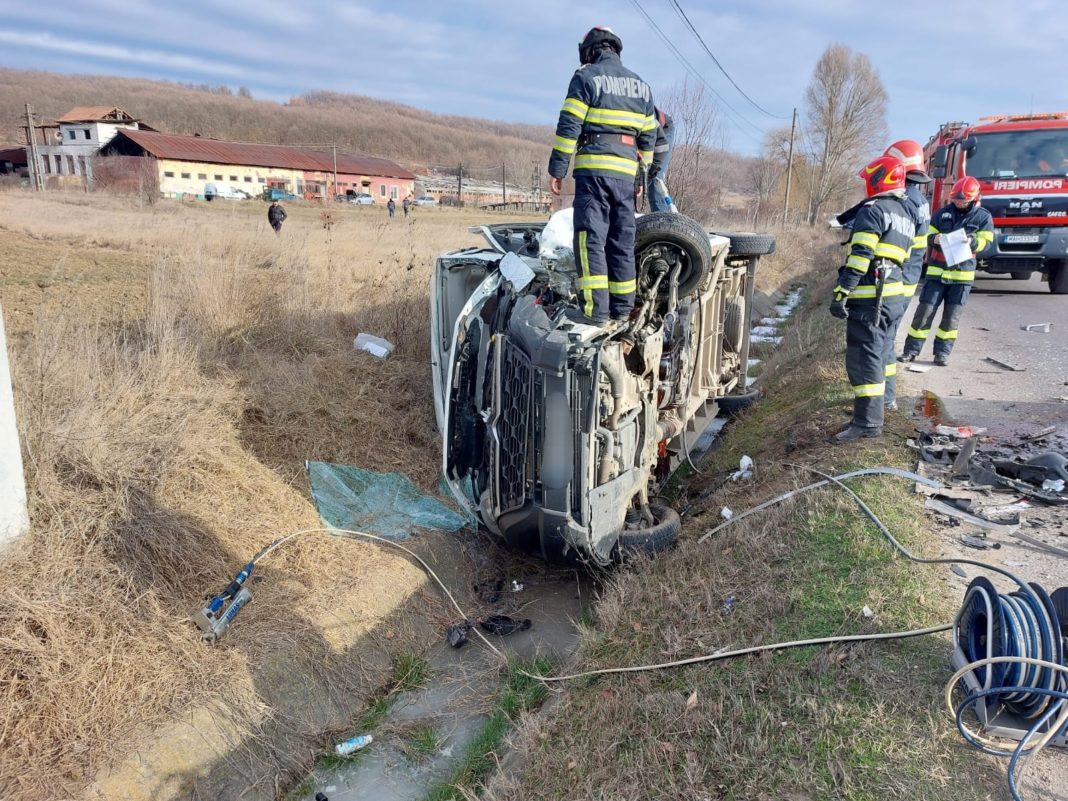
left=0, top=68, right=552, bottom=178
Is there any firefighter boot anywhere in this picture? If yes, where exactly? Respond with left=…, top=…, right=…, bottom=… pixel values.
left=835, top=425, right=882, bottom=442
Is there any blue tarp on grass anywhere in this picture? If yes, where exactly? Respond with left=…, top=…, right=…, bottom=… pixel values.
left=306, top=461, right=467, bottom=540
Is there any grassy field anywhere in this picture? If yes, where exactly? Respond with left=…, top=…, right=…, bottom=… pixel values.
left=482, top=257, right=1005, bottom=801
left=0, top=189, right=542, bottom=800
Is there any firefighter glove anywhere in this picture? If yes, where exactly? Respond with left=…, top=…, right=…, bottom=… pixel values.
left=829, top=285, right=849, bottom=319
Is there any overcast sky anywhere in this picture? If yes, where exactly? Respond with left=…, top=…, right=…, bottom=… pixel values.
left=1, top=0, right=1066, bottom=157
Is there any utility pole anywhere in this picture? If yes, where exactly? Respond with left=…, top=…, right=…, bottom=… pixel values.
left=502, top=163, right=506, bottom=205
left=332, top=143, right=338, bottom=200
left=25, top=104, right=43, bottom=192
left=457, top=163, right=463, bottom=206
left=782, top=106, right=797, bottom=229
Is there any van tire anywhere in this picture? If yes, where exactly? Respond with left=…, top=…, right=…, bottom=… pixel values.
left=635, top=212, right=713, bottom=297
left=712, top=231, right=777, bottom=257
left=616, top=499, right=681, bottom=558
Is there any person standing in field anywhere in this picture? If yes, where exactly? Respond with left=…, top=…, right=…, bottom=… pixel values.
left=547, top=26, right=657, bottom=326
left=268, top=201, right=287, bottom=235
left=402, top=196, right=411, bottom=217
left=387, top=197, right=396, bottom=218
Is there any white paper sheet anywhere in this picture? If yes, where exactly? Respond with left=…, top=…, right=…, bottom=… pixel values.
left=940, top=228, right=973, bottom=267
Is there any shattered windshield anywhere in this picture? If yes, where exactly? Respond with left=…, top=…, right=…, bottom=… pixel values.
left=966, top=129, right=1068, bottom=179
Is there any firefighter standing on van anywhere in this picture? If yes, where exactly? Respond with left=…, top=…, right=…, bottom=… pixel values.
left=898, top=176, right=994, bottom=366
left=881, top=140, right=931, bottom=410
left=548, top=27, right=657, bottom=325
left=830, top=155, right=914, bottom=442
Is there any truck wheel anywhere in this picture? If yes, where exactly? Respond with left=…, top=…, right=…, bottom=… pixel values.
left=616, top=499, right=681, bottom=559
left=1011, top=271, right=1031, bottom=281
left=723, top=297, right=746, bottom=353
left=635, top=211, right=713, bottom=297
left=1048, top=260, right=1068, bottom=294
left=712, top=231, right=777, bottom=257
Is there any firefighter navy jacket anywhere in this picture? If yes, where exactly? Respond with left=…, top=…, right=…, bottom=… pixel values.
left=836, top=192, right=915, bottom=307
left=548, top=51, right=657, bottom=182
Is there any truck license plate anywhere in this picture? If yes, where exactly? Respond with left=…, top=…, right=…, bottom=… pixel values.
left=1004, top=234, right=1040, bottom=244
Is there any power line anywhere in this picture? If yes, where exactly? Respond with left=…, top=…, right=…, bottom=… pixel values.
left=626, top=0, right=769, bottom=143
left=666, top=0, right=789, bottom=120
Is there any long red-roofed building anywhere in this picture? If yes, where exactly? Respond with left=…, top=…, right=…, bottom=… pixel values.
left=100, top=129, right=416, bottom=201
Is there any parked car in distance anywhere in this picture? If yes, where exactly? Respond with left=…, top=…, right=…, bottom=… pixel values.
left=264, top=187, right=299, bottom=201
left=205, top=182, right=252, bottom=200
left=347, top=193, right=375, bottom=205
left=414, top=195, right=438, bottom=206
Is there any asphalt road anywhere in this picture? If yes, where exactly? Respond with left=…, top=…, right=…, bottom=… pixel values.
left=894, top=271, right=1067, bottom=437
left=891, top=271, right=1067, bottom=800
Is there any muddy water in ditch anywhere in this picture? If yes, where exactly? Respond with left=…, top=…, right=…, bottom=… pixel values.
left=292, top=565, right=589, bottom=801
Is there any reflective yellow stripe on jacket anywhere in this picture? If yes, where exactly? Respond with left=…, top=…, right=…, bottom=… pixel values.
left=574, top=153, right=639, bottom=177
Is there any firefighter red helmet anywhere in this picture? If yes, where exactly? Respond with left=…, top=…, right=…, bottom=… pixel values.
left=884, top=139, right=929, bottom=179
left=579, top=27, right=622, bottom=64
left=858, top=155, right=906, bottom=197
left=950, top=176, right=981, bottom=202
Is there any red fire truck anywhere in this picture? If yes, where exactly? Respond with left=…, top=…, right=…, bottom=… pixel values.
left=924, top=112, right=1068, bottom=294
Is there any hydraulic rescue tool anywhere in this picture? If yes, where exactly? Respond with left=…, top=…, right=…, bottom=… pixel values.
left=193, top=561, right=255, bottom=642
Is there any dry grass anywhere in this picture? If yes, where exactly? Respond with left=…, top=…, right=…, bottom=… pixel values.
left=0, top=189, right=543, bottom=799
left=484, top=243, right=1004, bottom=801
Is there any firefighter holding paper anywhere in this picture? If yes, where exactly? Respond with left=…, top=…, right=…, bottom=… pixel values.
left=898, top=176, right=994, bottom=366
left=830, top=155, right=914, bottom=442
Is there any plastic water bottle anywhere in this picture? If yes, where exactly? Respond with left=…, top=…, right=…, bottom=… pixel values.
left=335, top=734, right=373, bottom=756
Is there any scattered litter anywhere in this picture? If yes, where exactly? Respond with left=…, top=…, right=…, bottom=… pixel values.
left=480, top=615, right=532, bottom=636
left=935, top=425, right=987, bottom=438
left=862, top=605, right=874, bottom=618
left=439, top=745, right=453, bottom=758
left=1027, top=451, right=1068, bottom=481
left=1011, top=531, right=1068, bottom=559
left=499, top=252, right=536, bottom=292
left=1043, top=479, right=1066, bottom=492
left=951, top=564, right=967, bottom=578
left=983, top=356, right=1025, bottom=372
left=1022, top=426, right=1057, bottom=442
left=720, top=506, right=734, bottom=520
left=951, top=438, right=977, bottom=477
left=511, top=580, right=524, bottom=593
left=970, top=457, right=1068, bottom=505
left=1023, top=322, right=1053, bottom=333
left=960, top=535, right=1000, bottom=551
left=925, top=497, right=1020, bottom=532
left=750, top=335, right=783, bottom=345
left=730, top=455, right=754, bottom=481
left=353, top=332, right=394, bottom=359
left=1002, top=560, right=1026, bottom=568
left=473, top=578, right=503, bottom=604
left=446, top=620, right=473, bottom=648
left=908, top=364, right=932, bottom=373
left=335, top=734, right=373, bottom=757
left=722, top=595, right=737, bottom=615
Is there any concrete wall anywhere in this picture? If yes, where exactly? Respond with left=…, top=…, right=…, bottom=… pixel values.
left=158, top=159, right=301, bottom=198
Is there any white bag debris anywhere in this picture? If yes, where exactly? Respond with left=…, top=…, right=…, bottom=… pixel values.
left=720, top=507, right=734, bottom=520
left=353, top=333, right=394, bottom=359
left=862, top=605, right=874, bottom=619
left=731, top=455, right=754, bottom=481
left=1043, top=478, right=1066, bottom=493
left=538, top=208, right=575, bottom=261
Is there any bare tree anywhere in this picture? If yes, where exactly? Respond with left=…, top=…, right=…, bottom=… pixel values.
left=656, top=78, right=720, bottom=216
left=801, top=44, right=888, bottom=225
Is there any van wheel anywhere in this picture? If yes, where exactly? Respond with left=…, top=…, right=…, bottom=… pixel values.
left=635, top=212, right=713, bottom=297
left=712, top=231, right=777, bottom=257
left=616, top=499, right=681, bottom=559
left=717, top=389, right=761, bottom=416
